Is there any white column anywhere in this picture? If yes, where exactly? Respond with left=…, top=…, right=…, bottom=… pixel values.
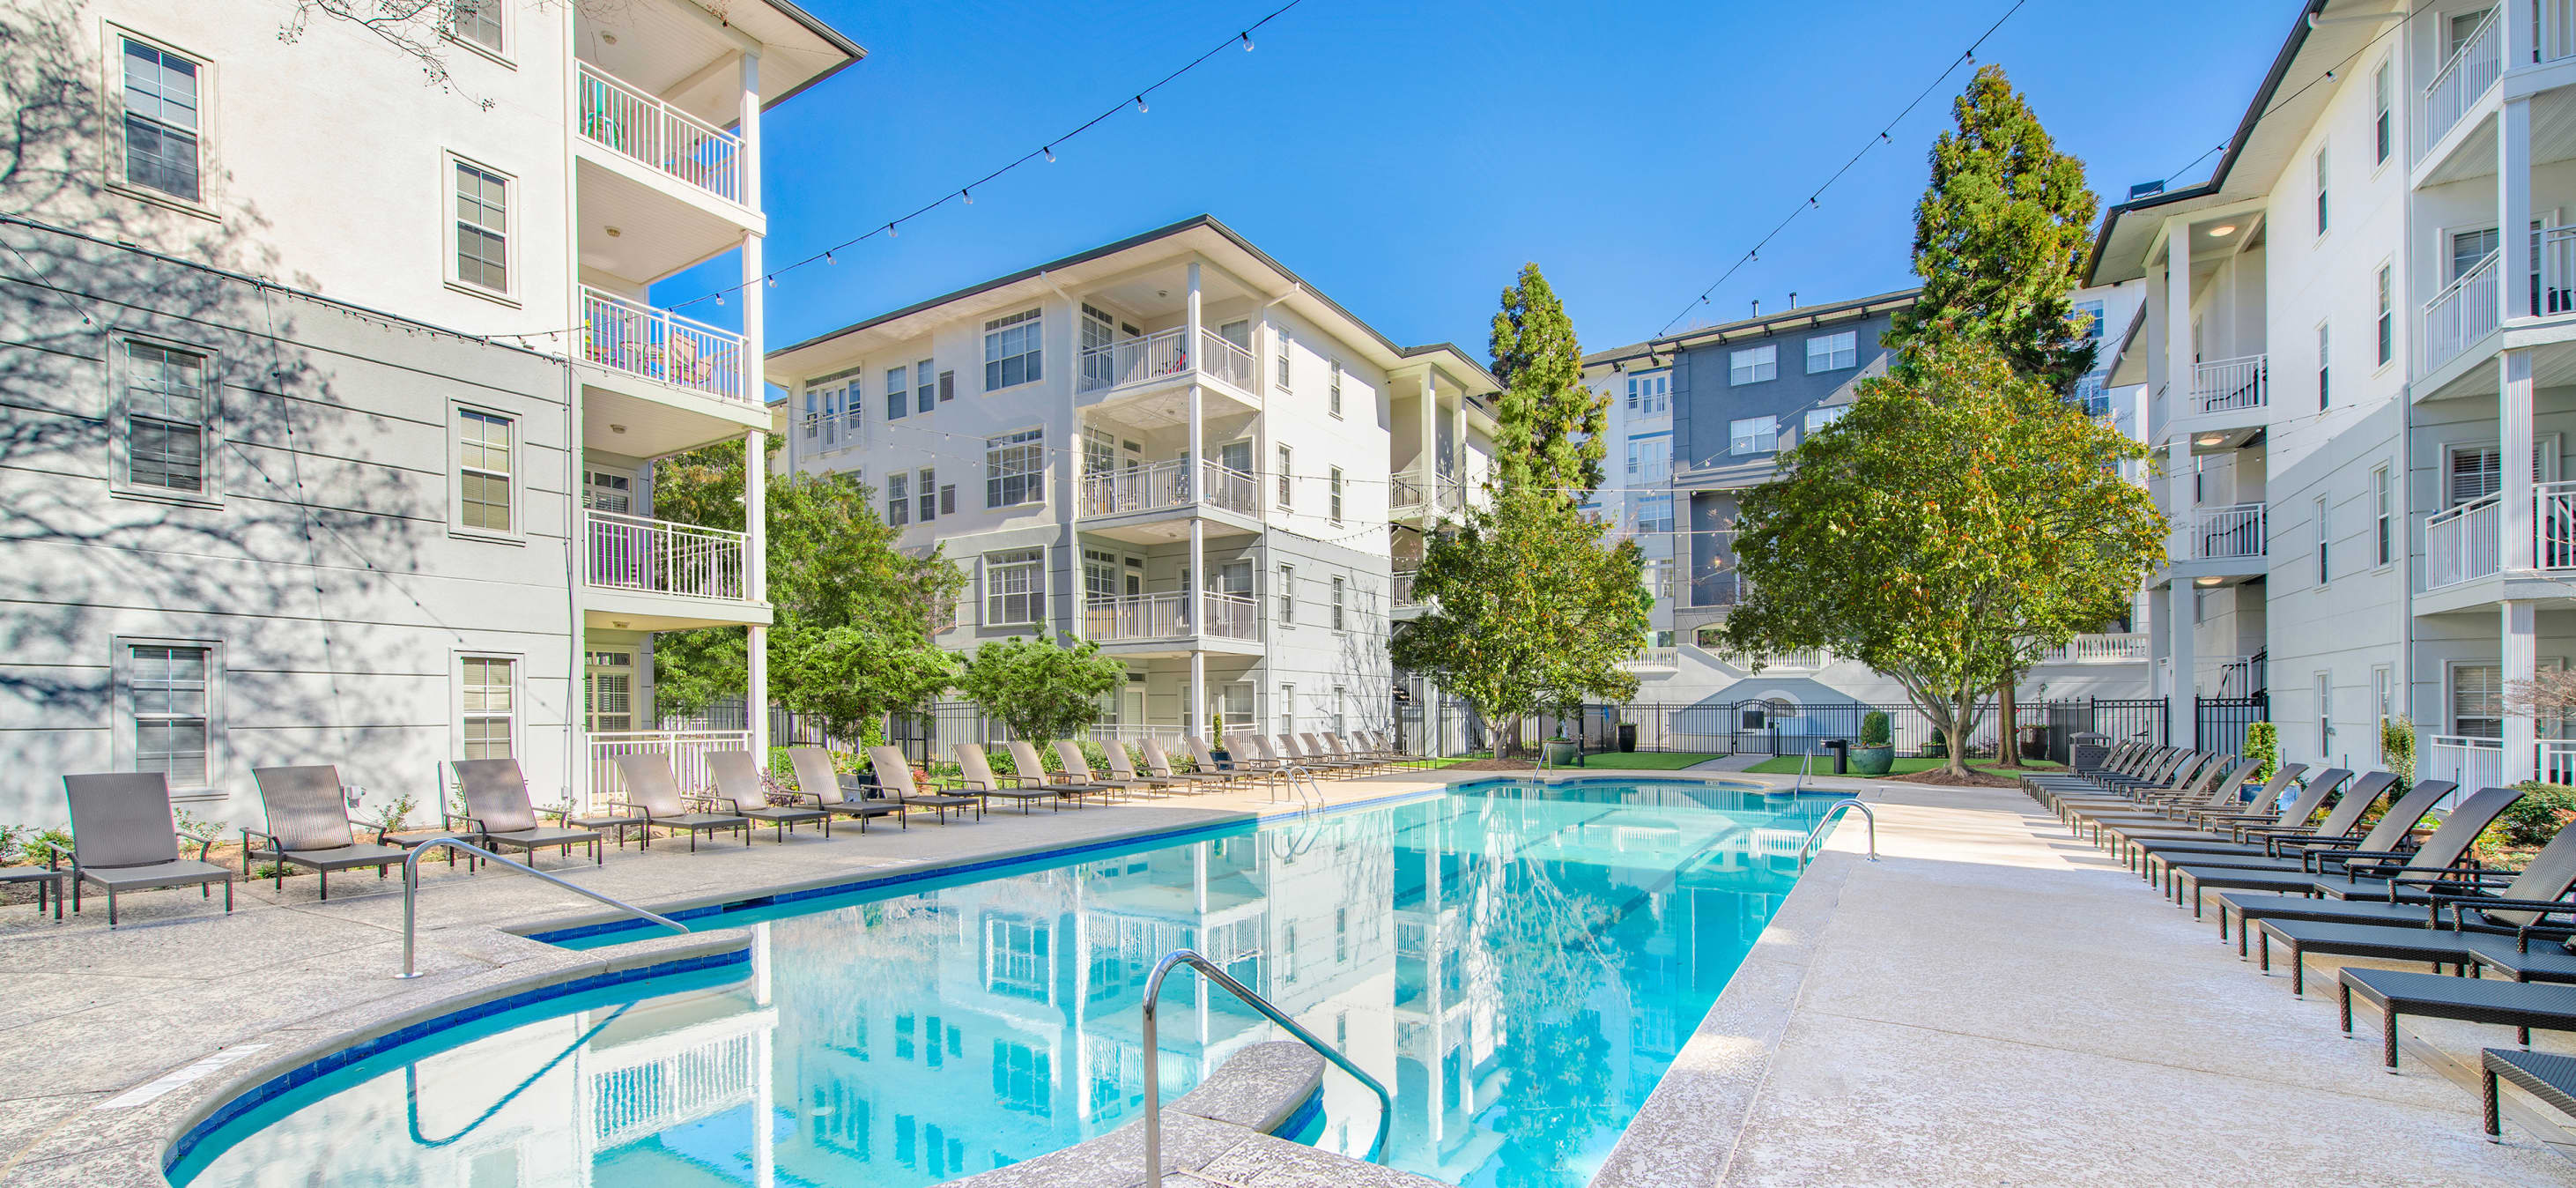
left=2506, top=349, right=2537, bottom=570
left=2506, top=599, right=2539, bottom=783
left=2505, top=95, right=2533, bottom=325
left=2169, top=580, right=2197, bottom=747
left=1188, top=262, right=1207, bottom=737
left=2164, top=224, right=2196, bottom=748
left=747, top=425, right=769, bottom=757
left=739, top=51, right=763, bottom=212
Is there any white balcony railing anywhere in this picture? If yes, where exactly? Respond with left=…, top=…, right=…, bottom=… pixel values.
left=576, top=62, right=745, bottom=204
left=2549, top=0, right=2576, bottom=64
left=1077, top=327, right=1259, bottom=395
left=2038, top=633, right=2150, bottom=665
left=2426, top=733, right=2504, bottom=793
left=2193, top=502, right=2266, bottom=561
left=586, top=509, right=751, bottom=601
left=582, top=286, right=751, bottom=405
left=1202, top=329, right=1255, bottom=391
left=2543, top=480, right=2576, bottom=568
left=2424, top=252, right=2501, bottom=377
left=587, top=730, right=752, bottom=813
left=1392, top=570, right=1422, bottom=608
left=1392, top=475, right=1426, bottom=512
left=2421, top=6, right=2504, bottom=159
left=589, top=1026, right=759, bottom=1149
left=1084, top=592, right=1260, bottom=642
left=1202, top=462, right=1258, bottom=515
left=2537, top=226, right=2576, bottom=316
left=2426, top=494, right=2503, bottom=589
left=2542, top=739, right=2576, bottom=785
left=1625, top=647, right=1680, bottom=671
left=1078, top=459, right=1259, bottom=517
left=2191, top=354, right=2267, bottom=413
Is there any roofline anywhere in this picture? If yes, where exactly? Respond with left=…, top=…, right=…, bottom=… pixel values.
left=1582, top=287, right=1923, bottom=369
left=769, top=214, right=1501, bottom=391
left=756, top=0, right=868, bottom=112
left=2082, top=0, right=2328, bottom=285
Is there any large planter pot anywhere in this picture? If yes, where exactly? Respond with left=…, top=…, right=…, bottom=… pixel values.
left=1543, top=739, right=1581, bottom=766
left=1850, top=745, right=1895, bottom=776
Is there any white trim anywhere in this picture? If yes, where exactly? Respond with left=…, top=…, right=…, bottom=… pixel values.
left=100, top=22, right=217, bottom=219
left=453, top=650, right=526, bottom=762
left=111, top=635, right=225, bottom=800
left=106, top=330, right=221, bottom=508
left=442, top=149, right=519, bottom=305
left=448, top=398, right=526, bottom=544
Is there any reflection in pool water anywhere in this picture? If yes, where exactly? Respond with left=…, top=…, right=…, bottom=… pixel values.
left=174, top=779, right=1826, bottom=1188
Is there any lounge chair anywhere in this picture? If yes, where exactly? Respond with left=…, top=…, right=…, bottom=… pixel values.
left=1308, top=732, right=1390, bottom=773
left=448, top=758, right=604, bottom=865
left=2207, top=784, right=2521, bottom=943
left=706, top=751, right=831, bottom=841
left=1279, top=733, right=1370, bottom=773
left=611, top=753, right=753, bottom=850
left=1154, top=738, right=1249, bottom=789
left=2043, top=748, right=2207, bottom=820
left=63, top=772, right=233, bottom=926
left=2136, top=770, right=2393, bottom=887
left=1105, top=743, right=1194, bottom=793
left=1056, top=740, right=1157, bottom=799
left=242, top=764, right=408, bottom=899
left=2483, top=1048, right=2576, bottom=1140
left=1007, top=741, right=1112, bottom=806
left=2340, top=967, right=2576, bottom=1070
left=2118, top=767, right=2353, bottom=878
left=781, top=746, right=908, bottom=832
left=952, top=743, right=1064, bottom=813
left=2089, top=759, right=2275, bottom=855
left=1187, top=736, right=1263, bottom=786
left=1341, top=731, right=1406, bottom=766
left=869, top=746, right=980, bottom=822
left=2066, top=756, right=2244, bottom=843
left=2250, top=820, right=2576, bottom=995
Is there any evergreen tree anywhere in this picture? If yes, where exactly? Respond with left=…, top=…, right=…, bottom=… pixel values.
left=1487, top=264, right=1605, bottom=499
left=1885, top=64, right=2102, bottom=392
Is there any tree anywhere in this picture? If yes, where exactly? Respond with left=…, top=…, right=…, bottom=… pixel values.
left=1487, top=264, right=1606, bottom=499
left=954, top=635, right=1127, bottom=741
left=1393, top=484, right=1646, bottom=757
left=1884, top=65, right=2102, bottom=394
left=1720, top=338, right=2161, bottom=782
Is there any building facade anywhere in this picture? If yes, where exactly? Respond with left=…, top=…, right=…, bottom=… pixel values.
left=767, top=216, right=1499, bottom=754
left=0, top=0, right=860, bottom=825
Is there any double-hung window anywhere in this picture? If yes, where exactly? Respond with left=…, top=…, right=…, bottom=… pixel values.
left=1636, top=492, right=1675, bottom=533
left=122, top=339, right=211, bottom=494
left=1276, top=329, right=1292, bottom=388
left=2313, top=144, right=2329, bottom=236
left=452, top=159, right=509, bottom=293
left=1625, top=370, right=1669, bottom=416
left=457, top=408, right=514, bottom=532
left=2372, top=466, right=2393, bottom=567
left=120, top=37, right=202, bottom=202
left=2317, top=323, right=2330, bottom=409
left=1277, top=445, right=1293, bottom=508
left=983, top=309, right=1041, bottom=390
left=460, top=656, right=515, bottom=758
left=916, top=360, right=936, bottom=412
left=450, top=0, right=505, bottom=54
left=887, top=471, right=910, bottom=526
left=983, top=550, right=1043, bottom=626
left=128, top=642, right=211, bottom=788
left=1728, top=415, right=1779, bottom=455
left=1329, top=467, right=1344, bottom=524
left=918, top=468, right=937, bottom=523
left=1329, top=360, right=1344, bottom=417
left=1728, top=344, right=1776, bottom=385
left=2074, top=301, right=2106, bottom=342
left=985, top=428, right=1042, bottom=508
left=2314, top=495, right=2330, bottom=587
left=2372, top=57, right=2393, bottom=165
left=1803, top=406, right=1847, bottom=437
left=1804, top=330, right=1855, bottom=373
left=2376, top=265, right=2394, bottom=365
left=1277, top=564, right=1295, bottom=624
left=2454, top=664, right=2503, bottom=739
left=1330, top=577, right=1346, bottom=629
left=885, top=365, right=910, bottom=420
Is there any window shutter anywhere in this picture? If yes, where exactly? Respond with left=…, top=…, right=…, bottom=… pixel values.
left=939, top=371, right=954, bottom=402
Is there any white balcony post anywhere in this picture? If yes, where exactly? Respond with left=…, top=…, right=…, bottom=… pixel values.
left=2510, top=0, right=2539, bottom=67
left=2506, top=599, right=2539, bottom=783
left=739, top=50, right=763, bottom=212
left=2507, top=348, right=2537, bottom=569
left=2168, top=578, right=2196, bottom=746
left=2505, top=95, right=2533, bottom=323
left=1187, top=261, right=1208, bottom=735
left=746, top=426, right=769, bottom=757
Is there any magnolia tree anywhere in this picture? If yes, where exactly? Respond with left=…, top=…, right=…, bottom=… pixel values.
left=1721, top=338, right=2162, bottom=782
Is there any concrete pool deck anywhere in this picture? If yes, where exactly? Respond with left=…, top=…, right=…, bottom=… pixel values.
left=1598, top=775, right=2576, bottom=1186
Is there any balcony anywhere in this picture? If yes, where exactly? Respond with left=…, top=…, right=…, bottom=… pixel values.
left=577, top=61, right=745, bottom=206
left=586, top=729, right=753, bottom=813
left=2192, top=503, right=2266, bottom=561
left=2422, top=253, right=2501, bottom=379
left=2422, top=482, right=2576, bottom=601
left=2190, top=354, right=2266, bottom=415
left=2419, top=7, right=2504, bottom=160
left=583, top=510, right=766, bottom=629
left=2426, top=734, right=2503, bottom=795
left=1625, top=647, right=1680, bottom=672
left=1392, top=570, right=1423, bottom=610
left=581, top=286, right=752, bottom=407
left=2036, top=633, right=2150, bottom=665
left=1077, top=327, right=1257, bottom=397
left=1084, top=592, right=1260, bottom=649
left=1081, top=459, right=1259, bottom=517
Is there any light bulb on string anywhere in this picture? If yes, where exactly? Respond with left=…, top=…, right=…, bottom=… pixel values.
left=1044, top=145, right=1055, bottom=162
left=1240, top=32, right=1253, bottom=50
left=1135, top=95, right=1149, bottom=114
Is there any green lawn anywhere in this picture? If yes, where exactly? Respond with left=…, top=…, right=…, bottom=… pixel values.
left=1738, top=755, right=2062, bottom=777
left=1566, top=751, right=1728, bottom=770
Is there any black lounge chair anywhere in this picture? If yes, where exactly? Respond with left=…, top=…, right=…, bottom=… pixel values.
left=2483, top=1048, right=2576, bottom=1140
left=63, top=772, right=233, bottom=926
left=2092, top=760, right=2290, bottom=857
left=952, top=744, right=1062, bottom=813
left=448, top=759, right=604, bottom=865
left=2206, top=783, right=2514, bottom=944
left=2143, top=772, right=2402, bottom=892
left=2340, top=966, right=2576, bottom=1070
left=707, top=751, right=831, bottom=841
left=2048, top=748, right=2211, bottom=818
left=610, top=753, right=752, bottom=850
left=870, top=746, right=980, bottom=822
left=242, top=764, right=408, bottom=899
left=781, top=746, right=907, bottom=831
left=2252, top=821, right=2576, bottom=995
left=2068, top=756, right=2244, bottom=842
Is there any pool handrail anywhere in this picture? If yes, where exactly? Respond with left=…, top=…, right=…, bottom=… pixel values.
left=1796, top=798, right=1877, bottom=867
left=1140, top=947, right=1392, bottom=1186
left=397, top=838, right=685, bottom=978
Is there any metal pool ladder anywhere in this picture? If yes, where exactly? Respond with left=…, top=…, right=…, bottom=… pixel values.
left=397, top=839, right=687, bottom=978
left=1796, top=798, right=1878, bottom=867
left=1139, top=948, right=1392, bottom=1188
left=1276, top=762, right=1325, bottom=813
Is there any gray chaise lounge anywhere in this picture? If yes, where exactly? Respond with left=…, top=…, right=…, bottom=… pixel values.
left=64, top=772, right=233, bottom=926
left=242, top=764, right=408, bottom=899
left=448, top=759, right=604, bottom=865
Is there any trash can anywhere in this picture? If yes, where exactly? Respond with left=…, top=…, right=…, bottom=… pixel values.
left=2069, top=731, right=2112, bottom=774
left=1617, top=722, right=1639, bottom=753
left=1822, top=739, right=1850, bottom=775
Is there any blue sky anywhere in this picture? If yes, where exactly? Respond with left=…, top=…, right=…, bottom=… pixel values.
left=662, top=0, right=2299, bottom=361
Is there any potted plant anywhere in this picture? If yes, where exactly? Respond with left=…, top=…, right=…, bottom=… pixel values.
left=1208, top=711, right=1232, bottom=766
left=1851, top=710, right=1895, bottom=776
left=1542, top=733, right=1581, bottom=766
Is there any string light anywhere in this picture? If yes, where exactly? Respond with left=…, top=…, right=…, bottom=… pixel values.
left=1135, top=95, right=1150, bottom=114
left=1045, top=145, right=1056, bottom=162
left=1240, top=32, right=1254, bottom=50
left=962, top=188, right=973, bottom=204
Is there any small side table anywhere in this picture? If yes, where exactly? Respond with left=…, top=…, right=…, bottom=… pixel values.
left=2, top=865, right=66, bottom=920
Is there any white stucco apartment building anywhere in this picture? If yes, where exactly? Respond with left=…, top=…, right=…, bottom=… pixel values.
left=0, top=0, right=860, bottom=826
left=767, top=216, right=1498, bottom=754
left=2089, top=0, right=2576, bottom=785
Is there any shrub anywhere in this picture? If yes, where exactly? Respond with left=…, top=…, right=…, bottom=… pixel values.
left=2244, top=722, right=2278, bottom=783
left=2496, top=781, right=2576, bottom=849
left=2381, top=715, right=2416, bottom=791
left=1858, top=710, right=1891, bottom=747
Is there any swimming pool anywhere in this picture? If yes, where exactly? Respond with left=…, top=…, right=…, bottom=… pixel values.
left=172, top=777, right=1829, bottom=1187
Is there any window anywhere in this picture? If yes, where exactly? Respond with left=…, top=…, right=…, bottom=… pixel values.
left=2374, top=665, right=2395, bottom=735
left=2315, top=495, right=2330, bottom=587
left=937, top=369, right=955, bottom=403
left=1220, top=319, right=1251, bottom=350
left=1635, top=492, right=1674, bottom=533
left=2373, top=466, right=2393, bottom=567
left=1331, top=687, right=1347, bottom=735
left=1625, top=370, right=1669, bottom=415
left=460, top=656, right=515, bottom=758
left=2451, top=445, right=2503, bottom=506
left=457, top=408, right=513, bottom=532
left=2316, top=322, right=2330, bottom=410
left=885, top=365, right=909, bottom=420
left=449, top=0, right=504, bottom=54
left=2452, top=227, right=2500, bottom=282
left=1279, top=684, right=1296, bottom=734
left=1329, top=467, right=1344, bottom=524
left=1625, top=433, right=1671, bottom=480
left=916, top=360, right=936, bottom=412
left=939, top=484, right=956, bottom=516
left=2376, top=264, right=2394, bottom=366
left=2372, top=57, right=2393, bottom=165
left=2453, top=664, right=2503, bottom=739
left=1803, top=405, right=1847, bottom=437
left=983, top=308, right=1041, bottom=390
left=984, top=549, right=1043, bottom=625
left=2313, top=145, right=2328, bottom=236
left=887, top=471, right=910, bottom=527
left=1728, top=344, right=1777, bottom=385
left=984, top=428, right=1042, bottom=508
left=1329, top=360, right=1344, bottom=417
left=1277, top=564, right=1295, bottom=624
left=120, top=338, right=210, bottom=494
left=584, top=650, right=633, bottom=732
left=128, top=643, right=210, bottom=788
left=452, top=159, right=509, bottom=293
left=918, top=468, right=936, bottom=523
left=1728, top=415, right=1779, bottom=455
left=1276, top=329, right=1292, bottom=388
left=2315, top=671, right=2335, bottom=756
left=119, top=37, right=201, bottom=202
left=1805, top=330, right=1857, bottom=373
left=2074, top=301, right=2106, bottom=342
left=1331, top=576, right=1346, bottom=629
left=2450, top=9, right=2493, bottom=58
left=1277, top=445, right=1292, bottom=507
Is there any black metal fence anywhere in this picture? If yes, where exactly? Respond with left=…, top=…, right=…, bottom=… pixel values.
left=1488, top=697, right=2173, bottom=762
left=2195, top=694, right=2269, bottom=756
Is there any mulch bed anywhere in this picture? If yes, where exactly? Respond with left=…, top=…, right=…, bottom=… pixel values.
left=1899, top=768, right=2024, bottom=788
left=1440, top=759, right=1547, bottom=772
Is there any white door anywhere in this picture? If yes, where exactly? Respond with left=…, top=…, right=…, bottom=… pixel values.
left=586, top=650, right=635, bottom=733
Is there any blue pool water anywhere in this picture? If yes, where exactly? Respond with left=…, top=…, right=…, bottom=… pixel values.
left=173, top=779, right=1828, bottom=1188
